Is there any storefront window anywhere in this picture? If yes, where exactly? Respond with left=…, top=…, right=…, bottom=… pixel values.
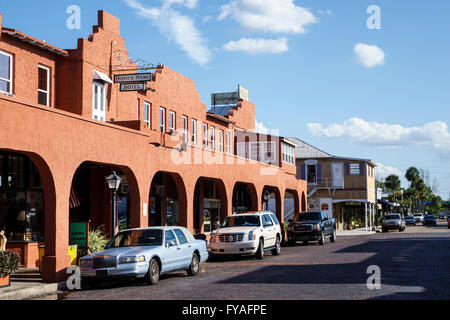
left=0, top=152, right=44, bottom=242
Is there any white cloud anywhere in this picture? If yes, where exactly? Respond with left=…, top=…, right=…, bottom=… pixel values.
left=123, top=0, right=211, bottom=66
left=223, top=38, right=288, bottom=55
left=218, top=0, right=317, bottom=34
left=307, top=118, right=450, bottom=159
left=254, top=120, right=270, bottom=134
left=354, top=43, right=385, bottom=68
left=375, top=163, right=403, bottom=181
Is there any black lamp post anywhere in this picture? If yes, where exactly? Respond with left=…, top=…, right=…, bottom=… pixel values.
left=263, top=190, right=271, bottom=211
left=106, top=171, right=121, bottom=237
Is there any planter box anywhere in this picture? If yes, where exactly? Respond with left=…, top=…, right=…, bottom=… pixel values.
left=0, top=275, right=10, bottom=288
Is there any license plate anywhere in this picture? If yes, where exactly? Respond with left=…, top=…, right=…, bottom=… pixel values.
left=96, top=270, right=109, bottom=278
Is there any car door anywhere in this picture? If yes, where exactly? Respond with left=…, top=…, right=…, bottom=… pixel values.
left=321, top=212, right=331, bottom=235
left=163, top=230, right=183, bottom=272
left=173, top=228, right=193, bottom=268
left=262, top=214, right=276, bottom=247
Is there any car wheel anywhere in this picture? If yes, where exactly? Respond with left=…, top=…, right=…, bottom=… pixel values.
left=187, top=253, right=200, bottom=276
left=382, top=228, right=387, bottom=233
left=303, top=241, right=309, bottom=246
left=145, top=258, right=160, bottom=285
left=318, top=232, right=325, bottom=246
left=330, top=230, right=337, bottom=243
left=82, top=279, right=101, bottom=290
left=256, top=239, right=264, bottom=260
left=272, top=236, right=281, bottom=256
left=288, top=239, right=296, bottom=246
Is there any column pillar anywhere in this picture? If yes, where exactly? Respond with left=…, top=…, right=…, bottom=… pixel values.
left=365, top=202, right=368, bottom=232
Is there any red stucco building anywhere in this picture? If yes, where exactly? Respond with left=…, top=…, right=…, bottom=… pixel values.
left=0, top=11, right=307, bottom=282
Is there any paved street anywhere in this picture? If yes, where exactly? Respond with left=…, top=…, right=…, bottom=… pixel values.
left=63, top=220, right=450, bottom=300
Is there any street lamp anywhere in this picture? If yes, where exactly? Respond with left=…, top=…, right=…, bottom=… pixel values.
left=263, top=190, right=271, bottom=211
left=106, top=171, right=122, bottom=237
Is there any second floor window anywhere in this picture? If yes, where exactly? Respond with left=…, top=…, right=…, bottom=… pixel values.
left=349, top=163, right=361, bottom=175
left=191, top=119, right=197, bottom=145
left=38, top=65, right=50, bottom=106
left=0, top=50, right=13, bottom=95
left=182, top=116, right=188, bottom=143
left=92, top=82, right=105, bottom=122
left=159, top=107, right=166, bottom=133
left=218, top=130, right=224, bottom=152
left=202, top=123, right=208, bottom=148
left=169, top=111, right=176, bottom=133
left=282, top=143, right=295, bottom=165
left=210, top=126, right=215, bottom=150
left=307, top=164, right=317, bottom=184
left=226, top=132, right=231, bottom=154
left=144, top=102, right=151, bottom=128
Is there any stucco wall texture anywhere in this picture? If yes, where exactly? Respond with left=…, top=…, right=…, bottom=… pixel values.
left=0, top=11, right=307, bottom=282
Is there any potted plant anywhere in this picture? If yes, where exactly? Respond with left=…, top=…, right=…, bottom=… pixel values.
left=0, top=251, right=20, bottom=288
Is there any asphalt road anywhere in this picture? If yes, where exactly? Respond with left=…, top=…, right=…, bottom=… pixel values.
left=62, top=220, right=450, bottom=300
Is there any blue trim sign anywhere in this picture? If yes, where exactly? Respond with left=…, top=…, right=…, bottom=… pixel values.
left=114, top=73, right=153, bottom=83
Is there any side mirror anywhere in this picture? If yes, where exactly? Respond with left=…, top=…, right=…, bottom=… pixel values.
left=166, top=240, right=176, bottom=248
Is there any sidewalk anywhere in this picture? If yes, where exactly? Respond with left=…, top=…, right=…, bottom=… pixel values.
left=0, top=268, right=63, bottom=300
left=337, top=227, right=381, bottom=236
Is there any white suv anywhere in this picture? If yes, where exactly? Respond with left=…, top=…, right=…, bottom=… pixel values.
left=209, top=212, right=282, bottom=259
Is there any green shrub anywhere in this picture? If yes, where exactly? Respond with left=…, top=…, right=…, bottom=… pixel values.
left=0, top=251, right=20, bottom=278
left=88, top=226, right=110, bottom=254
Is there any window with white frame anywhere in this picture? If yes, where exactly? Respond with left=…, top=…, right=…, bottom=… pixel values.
left=349, top=163, right=361, bottom=175
left=249, top=142, right=260, bottom=161
left=92, top=82, right=105, bottom=122
left=191, top=119, right=197, bottom=145
left=169, top=111, right=176, bottom=133
left=144, top=102, right=151, bottom=128
left=282, top=143, right=295, bottom=165
left=226, top=131, right=231, bottom=154
left=218, top=130, right=224, bottom=152
left=210, top=126, right=215, bottom=150
left=136, top=99, right=140, bottom=120
left=202, top=123, right=208, bottom=148
left=263, top=141, right=276, bottom=163
left=0, top=50, right=13, bottom=95
left=159, top=107, right=166, bottom=133
left=38, top=65, right=50, bottom=106
left=182, top=116, right=188, bottom=143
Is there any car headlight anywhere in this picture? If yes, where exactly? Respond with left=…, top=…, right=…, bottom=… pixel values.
left=316, top=224, right=321, bottom=231
left=79, top=259, right=92, bottom=267
left=248, top=231, right=256, bottom=241
left=119, top=256, right=146, bottom=264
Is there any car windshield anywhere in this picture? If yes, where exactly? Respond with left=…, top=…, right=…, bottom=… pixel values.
left=106, top=229, right=163, bottom=248
left=385, top=214, right=401, bottom=220
left=297, top=212, right=321, bottom=222
left=222, top=215, right=261, bottom=227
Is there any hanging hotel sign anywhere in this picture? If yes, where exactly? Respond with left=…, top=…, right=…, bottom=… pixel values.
left=120, top=83, right=147, bottom=92
left=114, top=73, right=153, bottom=83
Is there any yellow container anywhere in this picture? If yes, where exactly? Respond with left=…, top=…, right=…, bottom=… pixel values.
left=38, top=245, right=78, bottom=273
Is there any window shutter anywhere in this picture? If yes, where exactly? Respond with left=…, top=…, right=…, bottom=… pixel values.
left=360, top=163, right=365, bottom=176
left=301, top=164, right=306, bottom=180
left=345, top=163, right=350, bottom=176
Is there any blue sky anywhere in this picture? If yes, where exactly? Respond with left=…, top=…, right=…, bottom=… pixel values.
left=1, top=0, right=449, bottom=198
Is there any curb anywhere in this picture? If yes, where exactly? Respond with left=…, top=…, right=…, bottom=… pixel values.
left=0, top=282, right=66, bottom=300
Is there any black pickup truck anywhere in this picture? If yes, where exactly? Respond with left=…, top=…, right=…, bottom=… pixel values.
left=287, top=211, right=337, bottom=246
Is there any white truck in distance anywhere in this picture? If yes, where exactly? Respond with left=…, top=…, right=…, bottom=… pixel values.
left=209, top=212, right=282, bottom=260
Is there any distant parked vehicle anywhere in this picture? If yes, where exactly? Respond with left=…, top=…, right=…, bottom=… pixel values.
left=79, top=227, right=208, bottom=287
left=423, top=215, right=437, bottom=226
left=439, top=213, right=447, bottom=220
left=287, top=211, right=336, bottom=246
left=448, top=216, right=450, bottom=229
left=404, top=216, right=416, bottom=226
left=413, top=213, right=425, bottom=224
left=209, top=212, right=282, bottom=260
left=381, top=214, right=406, bottom=232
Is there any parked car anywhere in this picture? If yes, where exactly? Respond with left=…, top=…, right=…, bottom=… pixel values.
left=209, top=212, right=282, bottom=260
left=439, top=213, right=447, bottom=220
left=79, top=227, right=208, bottom=287
left=381, top=214, right=406, bottom=232
left=413, top=213, right=425, bottom=224
left=404, top=215, right=416, bottom=226
left=448, top=216, right=450, bottom=229
left=423, top=215, right=437, bottom=226
left=287, top=211, right=336, bottom=246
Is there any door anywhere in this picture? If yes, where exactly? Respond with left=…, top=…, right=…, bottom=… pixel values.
left=332, top=162, right=344, bottom=188
left=92, top=82, right=105, bottom=122
left=262, top=214, right=276, bottom=247
left=163, top=230, right=183, bottom=272
left=173, top=228, right=193, bottom=268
